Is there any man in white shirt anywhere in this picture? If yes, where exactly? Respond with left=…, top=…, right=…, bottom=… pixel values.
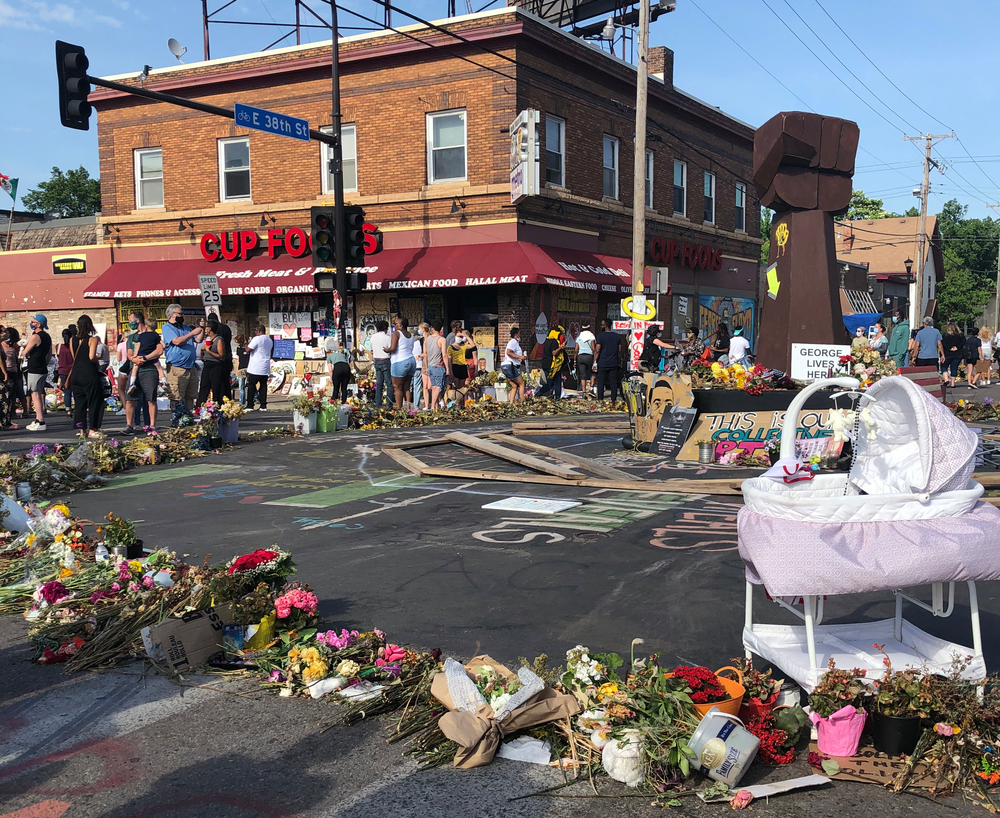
left=245, top=324, right=273, bottom=411
left=728, top=327, right=751, bottom=367
left=575, top=323, right=596, bottom=394
left=367, top=320, right=392, bottom=408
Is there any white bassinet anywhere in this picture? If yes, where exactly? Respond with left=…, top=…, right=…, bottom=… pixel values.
left=738, top=375, right=1000, bottom=690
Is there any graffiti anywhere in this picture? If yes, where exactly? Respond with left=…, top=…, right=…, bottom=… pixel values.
left=678, top=409, right=835, bottom=460
left=649, top=500, right=742, bottom=552
left=183, top=483, right=263, bottom=502
left=291, top=517, right=365, bottom=531
left=699, top=295, right=755, bottom=347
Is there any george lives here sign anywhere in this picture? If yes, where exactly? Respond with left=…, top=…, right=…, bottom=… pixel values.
left=790, top=343, right=851, bottom=382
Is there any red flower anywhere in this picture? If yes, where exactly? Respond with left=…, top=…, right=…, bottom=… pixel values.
left=227, top=549, right=280, bottom=575
left=672, top=666, right=728, bottom=703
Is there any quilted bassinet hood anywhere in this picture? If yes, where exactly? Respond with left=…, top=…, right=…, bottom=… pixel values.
left=850, top=376, right=977, bottom=496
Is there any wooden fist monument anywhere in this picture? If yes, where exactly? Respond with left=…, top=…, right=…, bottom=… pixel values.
left=753, top=112, right=859, bottom=373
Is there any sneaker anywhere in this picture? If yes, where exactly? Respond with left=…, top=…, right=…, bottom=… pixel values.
left=122, top=425, right=135, bottom=436
left=26, top=421, right=47, bottom=432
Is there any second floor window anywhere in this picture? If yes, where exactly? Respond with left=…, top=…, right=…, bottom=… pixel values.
left=545, top=115, right=565, bottom=187
left=735, top=182, right=746, bottom=232
left=645, top=150, right=654, bottom=209
left=603, top=135, right=618, bottom=199
left=427, top=109, right=467, bottom=184
left=673, top=160, right=686, bottom=216
left=321, top=124, right=357, bottom=193
left=219, top=137, right=250, bottom=202
left=704, top=171, right=716, bottom=224
left=134, top=148, right=163, bottom=209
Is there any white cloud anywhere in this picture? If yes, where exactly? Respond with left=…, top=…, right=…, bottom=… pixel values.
left=0, top=0, right=78, bottom=28
left=95, top=13, right=122, bottom=27
left=0, top=0, right=40, bottom=29
left=32, top=2, right=78, bottom=23
left=110, top=0, right=128, bottom=8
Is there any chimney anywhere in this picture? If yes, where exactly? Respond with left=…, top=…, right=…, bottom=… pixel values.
left=648, top=45, right=673, bottom=88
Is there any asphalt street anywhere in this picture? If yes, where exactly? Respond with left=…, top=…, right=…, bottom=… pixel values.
left=1, top=422, right=998, bottom=817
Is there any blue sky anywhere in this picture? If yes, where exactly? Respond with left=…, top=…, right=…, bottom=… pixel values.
left=1, top=0, right=997, bottom=220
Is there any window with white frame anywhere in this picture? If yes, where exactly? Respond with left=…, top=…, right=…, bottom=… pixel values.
left=645, top=150, right=654, bottom=209
left=735, top=182, right=746, bottom=232
left=427, top=109, right=467, bottom=184
left=703, top=171, right=716, bottom=224
left=321, top=124, right=357, bottom=193
left=134, top=148, right=163, bottom=209
left=218, top=137, right=250, bottom=202
left=602, top=135, right=618, bottom=198
left=673, top=160, right=686, bottom=216
left=545, top=115, right=565, bottom=187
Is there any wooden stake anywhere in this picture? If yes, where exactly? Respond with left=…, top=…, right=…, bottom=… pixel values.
left=381, top=447, right=427, bottom=476
left=489, top=433, right=642, bottom=482
left=443, top=431, right=584, bottom=480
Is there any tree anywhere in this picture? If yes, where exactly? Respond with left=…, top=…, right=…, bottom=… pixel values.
left=760, top=206, right=771, bottom=265
left=904, top=206, right=919, bottom=217
left=845, top=189, right=898, bottom=221
left=935, top=198, right=999, bottom=328
left=21, top=166, right=101, bottom=218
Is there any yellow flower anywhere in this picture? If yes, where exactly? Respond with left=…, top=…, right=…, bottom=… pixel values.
left=59, top=567, right=75, bottom=578
left=301, top=647, right=322, bottom=664
left=26, top=534, right=36, bottom=547
left=731, top=363, right=745, bottom=376
left=128, top=560, right=143, bottom=573
left=52, top=504, right=71, bottom=517
left=711, top=362, right=723, bottom=376
left=288, top=648, right=301, bottom=664
left=598, top=682, right=619, bottom=699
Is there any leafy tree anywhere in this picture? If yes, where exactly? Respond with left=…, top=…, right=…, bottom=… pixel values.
left=846, top=189, right=898, bottom=221
left=21, top=166, right=101, bottom=218
left=760, top=206, right=771, bottom=265
left=904, top=206, right=919, bottom=217
left=935, top=198, right=999, bottom=329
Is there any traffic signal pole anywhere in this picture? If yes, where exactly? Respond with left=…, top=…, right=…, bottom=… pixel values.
left=328, top=0, right=348, bottom=347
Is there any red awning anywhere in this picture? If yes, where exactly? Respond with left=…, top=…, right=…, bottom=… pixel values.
left=83, top=242, right=641, bottom=299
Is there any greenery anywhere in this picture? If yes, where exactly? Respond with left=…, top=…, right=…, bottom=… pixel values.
left=100, top=513, right=137, bottom=549
left=760, top=206, right=771, bottom=265
left=21, top=166, right=101, bottom=217
left=808, top=659, right=867, bottom=718
left=846, top=189, right=898, bottom=221
left=936, top=198, right=998, bottom=329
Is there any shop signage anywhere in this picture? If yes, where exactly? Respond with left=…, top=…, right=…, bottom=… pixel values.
left=52, top=254, right=87, bottom=275
left=790, top=343, right=851, bottom=382
left=199, top=225, right=380, bottom=262
left=510, top=109, right=540, bottom=205
left=647, top=237, right=723, bottom=271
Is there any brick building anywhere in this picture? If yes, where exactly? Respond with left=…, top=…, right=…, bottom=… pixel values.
left=69, top=7, right=761, bottom=368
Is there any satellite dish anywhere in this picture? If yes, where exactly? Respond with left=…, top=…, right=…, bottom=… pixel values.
left=167, top=38, right=187, bottom=63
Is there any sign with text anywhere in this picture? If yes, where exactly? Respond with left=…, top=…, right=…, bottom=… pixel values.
left=268, top=311, right=311, bottom=339
left=198, top=274, right=221, bottom=307
left=509, top=109, right=540, bottom=204
left=234, top=102, right=309, bottom=142
left=676, top=408, right=836, bottom=461
left=52, top=254, right=86, bottom=275
left=652, top=406, right=698, bottom=459
left=790, top=343, right=851, bottom=382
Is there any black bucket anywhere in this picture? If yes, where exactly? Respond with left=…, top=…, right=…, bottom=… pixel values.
left=871, top=712, right=923, bottom=757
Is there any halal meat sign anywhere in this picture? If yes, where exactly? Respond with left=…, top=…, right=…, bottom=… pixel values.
left=200, top=225, right=380, bottom=262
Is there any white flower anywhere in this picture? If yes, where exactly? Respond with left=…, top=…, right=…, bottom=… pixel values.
left=490, top=691, right=513, bottom=714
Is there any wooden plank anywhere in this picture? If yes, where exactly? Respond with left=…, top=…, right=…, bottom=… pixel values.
left=489, top=433, right=642, bottom=482
left=973, top=472, right=1000, bottom=486
left=512, top=429, right=629, bottom=437
left=382, top=432, right=489, bottom=451
left=380, top=447, right=427, bottom=476
left=981, top=496, right=1000, bottom=507
left=418, top=467, right=741, bottom=495
left=443, top=431, right=584, bottom=480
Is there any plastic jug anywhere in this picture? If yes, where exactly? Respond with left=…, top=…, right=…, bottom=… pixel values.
left=337, top=403, right=351, bottom=431
left=688, top=707, right=759, bottom=787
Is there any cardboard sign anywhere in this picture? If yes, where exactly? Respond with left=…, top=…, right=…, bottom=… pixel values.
left=141, top=606, right=228, bottom=672
left=268, top=311, right=311, bottom=339
left=790, top=343, right=851, bottom=382
left=652, top=406, right=698, bottom=459
left=473, top=326, right=496, bottom=350
left=676, top=408, right=836, bottom=462
left=809, top=744, right=934, bottom=789
left=272, top=339, right=296, bottom=359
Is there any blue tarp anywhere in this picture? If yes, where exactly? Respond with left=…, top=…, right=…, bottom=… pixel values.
left=843, top=313, right=883, bottom=336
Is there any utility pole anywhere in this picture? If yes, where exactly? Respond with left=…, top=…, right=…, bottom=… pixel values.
left=327, top=0, right=348, bottom=347
left=904, top=132, right=953, bottom=326
left=629, top=0, right=650, bottom=324
left=988, top=203, right=1000, bottom=333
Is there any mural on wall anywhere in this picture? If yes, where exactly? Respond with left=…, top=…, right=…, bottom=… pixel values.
left=698, top=296, right=755, bottom=348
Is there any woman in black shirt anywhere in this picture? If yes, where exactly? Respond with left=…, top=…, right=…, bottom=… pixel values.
left=69, top=315, right=104, bottom=437
left=197, top=318, right=229, bottom=407
left=941, top=323, right=966, bottom=388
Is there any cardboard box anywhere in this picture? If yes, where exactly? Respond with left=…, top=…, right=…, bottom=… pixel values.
left=141, top=606, right=229, bottom=672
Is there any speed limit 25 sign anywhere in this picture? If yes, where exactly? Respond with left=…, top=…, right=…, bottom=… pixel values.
left=198, top=274, right=222, bottom=308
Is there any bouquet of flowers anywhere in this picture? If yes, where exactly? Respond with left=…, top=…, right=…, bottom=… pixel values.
left=213, top=547, right=295, bottom=601
left=472, top=659, right=523, bottom=714
left=834, top=347, right=897, bottom=388
left=273, top=582, right=319, bottom=631
left=670, top=665, right=730, bottom=704
left=729, top=656, right=782, bottom=705
left=808, top=660, right=867, bottom=718
left=220, top=397, right=246, bottom=421
left=292, top=393, right=324, bottom=415
left=100, top=512, right=138, bottom=552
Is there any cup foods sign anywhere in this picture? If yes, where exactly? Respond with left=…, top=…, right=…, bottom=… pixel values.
left=510, top=109, right=540, bottom=205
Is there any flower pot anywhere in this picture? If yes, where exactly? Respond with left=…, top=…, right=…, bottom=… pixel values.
left=315, top=406, right=330, bottom=433
left=871, top=711, right=923, bottom=757
left=293, top=410, right=317, bottom=435
left=698, top=442, right=715, bottom=464
left=668, top=666, right=745, bottom=721
left=739, top=691, right=779, bottom=724
left=218, top=418, right=240, bottom=444
left=209, top=436, right=223, bottom=449
left=810, top=705, right=867, bottom=756
left=767, top=448, right=780, bottom=465
left=495, top=386, right=509, bottom=403
left=126, top=539, right=144, bottom=560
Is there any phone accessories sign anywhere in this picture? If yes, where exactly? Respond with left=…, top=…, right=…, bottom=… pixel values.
left=510, top=109, right=540, bottom=204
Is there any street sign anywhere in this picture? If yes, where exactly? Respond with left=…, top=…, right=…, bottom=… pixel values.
left=509, top=109, right=539, bottom=204
left=234, top=102, right=310, bottom=142
left=198, top=274, right=221, bottom=308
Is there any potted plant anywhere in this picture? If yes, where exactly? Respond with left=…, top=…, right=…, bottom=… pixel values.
left=730, top=657, right=783, bottom=723
left=870, top=646, right=934, bottom=757
left=763, top=437, right=781, bottom=466
left=102, top=512, right=143, bottom=560
left=808, top=660, right=868, bottom=756
left=292, top=393, right=321, bottom=435
left=670, top=665, right=746, bottom=719
left=494, top=371, right=509, bottom=403
left=696, top=439, right=715, bottom=464
left=218, top=397, right=245, bottom=444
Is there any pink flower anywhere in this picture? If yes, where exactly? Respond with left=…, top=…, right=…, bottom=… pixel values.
left=730, top=791, right=753, bottom=810
left=274, top=589, right=319, bottom=620
left=128, top=582, right=140, bottom=593
left=118, top=562, right=131, bottom=581
left=935, top=722, right=955, bottom=736
left=316, top=629, right=360, bottom=649
left=382, top=644, right=406, bottom=663
left=142, top=576, right=154, bottom=589
left=111, top=582, right=121, bottom=591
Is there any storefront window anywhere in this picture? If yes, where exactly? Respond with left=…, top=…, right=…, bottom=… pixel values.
left=219, top=137, right=251, bottom=202
left=703, top=171, right=715, bottom=224
left=134, top=148, right=163, bottom=209
left=427, top=110, right=467, bottom=184
left=735, top=182, right=746, bottom=232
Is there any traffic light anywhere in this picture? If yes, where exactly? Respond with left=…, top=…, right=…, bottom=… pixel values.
left=311, top=206, right=335, bottom=267
left=55, top=41, right=92, bottom=131
left=312, top=271, right=368, bottom=292
left=344, top=205, right=366, bottom=265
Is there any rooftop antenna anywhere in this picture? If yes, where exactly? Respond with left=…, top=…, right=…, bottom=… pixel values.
left=167, top=38, right=188, bottom=63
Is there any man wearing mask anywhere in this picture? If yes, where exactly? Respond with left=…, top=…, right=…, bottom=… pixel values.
left=23, top=314, right=52, bottom=432
left=160, top=303, right=202, bottom=414
left=886, top=308, right=910, bottom=368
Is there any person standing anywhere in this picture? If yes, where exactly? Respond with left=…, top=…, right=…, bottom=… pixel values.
left=23, top=314, right=52, bottom=432
left=368, top=320, right=392, bottom=408
left=710, top=323, right=731, bottom=364
left=411, top=325, right=424, bottom=410
left=197, top=318, right=229, bottom=406
left=245, top=324, right=273, bottom=411
left=850, top=327, right=869, bottom=353
left=977, top=327, right=994, bottom=387
left=574, top=323, right=596, bottom=394
left=966, top=327, right=988, bottom=389
left=0, top=342, right=10, bottom=432
left=940, top=322, right=965, bottom=387
left=728, top=327, right=752, bottom=367
left=2, top=328, right=27, bottom=424
left=535, top=325, right=566, bottom=400
left=205, top=311, right=233, bottom=399
left=594, top=319, right=622, bottom=402
left=161, top=304, right=203, bottom=413
left=417, top=323, right=433, bottom=410
left=234, top=334, right=250, bottom=405
left=124, top=315, right=164, bottom=433
left=58, top=328, right=76, bottom=416
left=68, top=315, right=104, bottom=438
left=870, top=322, right=889, bottom=357
left=327, top=335, right=351, bottom=404
left=448, top=325, right=472, bottom=389
left=424, top=322, right=448, bottom=411
left=501, top=326, right=526, bottom=403
left=913, top=317, right=945, bottom=372
left=384, top=317, right=415, bottom=410
left=887, top=309, right=911, bottom=367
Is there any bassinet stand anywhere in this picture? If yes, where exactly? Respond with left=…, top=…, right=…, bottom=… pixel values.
left=742, top=377, right=986, bottom=691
